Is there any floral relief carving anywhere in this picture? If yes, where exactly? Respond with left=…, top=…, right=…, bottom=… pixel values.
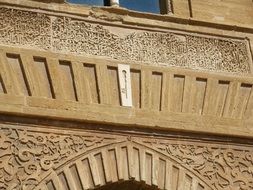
left=0, top=7, right=51, bottom=50
left=0, top=7, right=251, bottom=74
left=1, top=123, right=253, bottom=190
left=138, top=138, right=253, bottom=190
left=0, top=126, right=120, bottom=190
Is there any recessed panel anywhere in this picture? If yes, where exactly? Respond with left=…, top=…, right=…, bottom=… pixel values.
left=83, top=63, right=100, bottom=104
left=131, top=69, right=141, bottom=108
left=107, top=66, right=121, bottom=106
left=151, top=72, right=163, bottom=110
left=170, top=75, right=185, bottom=112
left=33, top=57, right=54, bottom=98
left=7, top=54, right=30, bottom=96
left=59, top=61, right=77, bottom=101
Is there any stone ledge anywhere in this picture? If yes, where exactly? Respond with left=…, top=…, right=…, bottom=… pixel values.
left=0, top=94, right=252, bottom=138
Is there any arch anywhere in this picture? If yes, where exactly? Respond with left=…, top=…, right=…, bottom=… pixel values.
left=34, top=141, right=213, bottom=190
left=94, top=180, right=156, bottom=190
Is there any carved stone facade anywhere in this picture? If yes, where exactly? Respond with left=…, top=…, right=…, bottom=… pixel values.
left=0, top=7, right=251, bottom=74
left=0, top=124, right=122, bottom=190
left=0, top=1, right=253, bottom=190
left=1, top=123, right=253, bottom=190
left=140, top=139, right=253, bottom=190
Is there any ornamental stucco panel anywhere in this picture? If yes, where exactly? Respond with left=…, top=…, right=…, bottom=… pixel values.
left=0, top=7, right=51, bottom=49
left=0, top=7, right=252, bottom=74
left=0, top=124, right=253, bottom=190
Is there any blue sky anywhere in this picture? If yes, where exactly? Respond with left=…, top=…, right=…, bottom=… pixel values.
left=119, top=0, right=160, bottom=13
left=68, top=0, right=104, bottom=6
left=68, top=0, right=160, bottom=13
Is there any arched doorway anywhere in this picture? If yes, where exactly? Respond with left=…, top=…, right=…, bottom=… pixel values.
left=95, top=180, right=157, bottom=190
left=35, top=141, right=213, bottom=190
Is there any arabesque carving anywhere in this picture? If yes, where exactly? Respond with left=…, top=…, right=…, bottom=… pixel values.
left=0, top=7, right=51, bottom=49
left=138, top=138, right=253, bottom=190
left=0, top=7, right=251, bottom=74
left=0, top=124, right=253, bottom=190
left=0, top=126, right=121, bottom=190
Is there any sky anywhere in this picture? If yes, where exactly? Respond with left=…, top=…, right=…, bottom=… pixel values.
left=68, top=0, right=160, bottom=13
left=68, top=0, right=104, bottom=6
left=119, top=0, right=160, bottom=14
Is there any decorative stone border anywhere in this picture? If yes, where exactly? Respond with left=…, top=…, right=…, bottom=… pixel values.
left=1, top=123, right=253, bottom=190
left=0, top=6, right=252, bottom=74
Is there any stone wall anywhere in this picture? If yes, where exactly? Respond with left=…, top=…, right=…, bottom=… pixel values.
left=0, top=1, right=253, bottom=190
left=174, top=0, right=253, bottom=26
left=1, top=121, right=253, bottom=190
left=0, top=1, right=252, bottom=137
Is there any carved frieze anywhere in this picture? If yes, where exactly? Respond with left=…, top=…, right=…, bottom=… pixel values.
left=0, top=7, right=251, bottom=74
left=0, top=126, right=122, bottom=190
left=0, top=8, right=51, bottom=49
left=138, top=138, right=253, bottom=190
left=0, top=124, right=253, bottom=190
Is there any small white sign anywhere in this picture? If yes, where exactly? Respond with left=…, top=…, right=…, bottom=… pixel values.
left=118, top=64, right=132, bottom=107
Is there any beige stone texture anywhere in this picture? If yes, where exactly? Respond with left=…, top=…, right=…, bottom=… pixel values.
left=190, top=0, right=253, bottom=26
left=1, top=122, right=253, bottom=190
left=0, top=1, right=252, bottom=137
left=0, top=0, right=253, bottom=189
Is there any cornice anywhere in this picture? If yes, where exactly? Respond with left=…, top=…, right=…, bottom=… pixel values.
left=0, top=0, right=253, bottom=34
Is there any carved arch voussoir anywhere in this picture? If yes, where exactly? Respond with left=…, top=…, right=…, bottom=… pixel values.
left=1, top=126, right=253, bottom=190
left=36, top=141, right=213, bottom=190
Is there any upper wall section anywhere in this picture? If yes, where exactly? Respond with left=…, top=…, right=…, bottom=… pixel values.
left=29, top=0, right=253, bottom=26
left=174, top=0, right=253, bottom=26
left=0, top=1, right=253, bottom=75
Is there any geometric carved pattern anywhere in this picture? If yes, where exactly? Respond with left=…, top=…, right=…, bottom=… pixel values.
left=0, top=7, right=251, bottom=74
left=1, top=124, right=253, bottom=190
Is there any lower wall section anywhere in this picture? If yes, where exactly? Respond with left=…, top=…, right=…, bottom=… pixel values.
left=0, top=119, right=252, bottom=190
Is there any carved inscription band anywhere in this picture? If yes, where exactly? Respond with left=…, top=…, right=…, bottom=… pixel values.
left=0, top=7, right=251, bottom=74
